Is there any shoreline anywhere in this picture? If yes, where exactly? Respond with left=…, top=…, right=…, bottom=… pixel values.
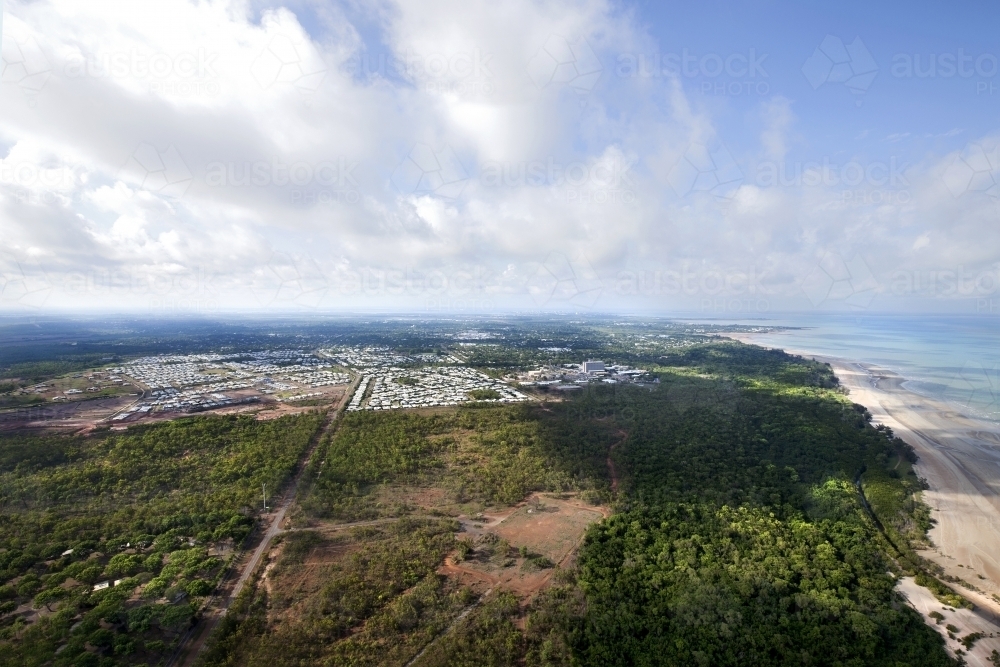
left=726, top=333, right=1000, bottom=665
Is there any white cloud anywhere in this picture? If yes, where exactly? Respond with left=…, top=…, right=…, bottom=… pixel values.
left=0, top=0, right=995, bottom=313
left=760, top=96, right=794, bottom=162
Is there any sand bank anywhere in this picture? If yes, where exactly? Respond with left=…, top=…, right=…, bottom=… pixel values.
left=727, top=333, right=1000, bottom=662
left=898, top=577, right=1000, bottom=666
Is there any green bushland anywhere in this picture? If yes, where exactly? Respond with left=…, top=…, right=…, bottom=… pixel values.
left=199, top=518, right=467, bottom=667
left=521, top=343, right=952, bottom=666
left=0, top=411, right=324, bottom=667
left=237, top=341, right=954, bottom=666
left=6, top=336, right=957, bottom=666
left=299, top=405, right=613, bottom=520
left=411, top=591, right=524, bottom=667
left=282, top=342, right=953, bottom=666
left=467, top=388, right=501, bottom=401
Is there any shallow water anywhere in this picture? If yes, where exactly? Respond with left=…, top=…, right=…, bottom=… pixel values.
left=695, top=314, right=1000, bottom=422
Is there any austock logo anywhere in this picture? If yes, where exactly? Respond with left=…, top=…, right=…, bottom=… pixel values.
left=480, top=154, right=636, bottom=203
left=1, top=17, right=51, bottom=96
left=526, top=253, right=603, bottom=308
left=616, top=48, right=770, bottom=96
left=251, top=34, right=326, bottom=93
left=802, top=252, right=878, bottom=309
left=120, top=143, right=193, bottom=197
left=205, top=157, right=361, bottom=205
left=942, top=143, right=1000, bottom=199
left=527, top=34, right=603, bottom=96
left=802, top=35, right=878, bottom=106
left=391, top=144, right=470, bottom=199
left=668, top=143, right=743, bottom=200
left=251, top=253, right=328, bottom=309
left=345, top=48, right=494, bottom=97
left=0, top=254, right=52, bottom=308
left=947, top=361, right=1000, bottom=418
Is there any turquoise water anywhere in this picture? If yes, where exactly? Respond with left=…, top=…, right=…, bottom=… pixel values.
left=698, top=315, right=1000, bottom=422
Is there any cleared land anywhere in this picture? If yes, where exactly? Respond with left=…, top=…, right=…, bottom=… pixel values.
left=194, top=404, right=614, bottom=666
left=207, top=491, right=607, bottom=666
left=432, top=492, right=608, bottom=601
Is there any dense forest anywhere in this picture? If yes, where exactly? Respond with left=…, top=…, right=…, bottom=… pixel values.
left=297, top=402, right=614, bottom=522
left=200, top=342, right=956, bottom=666
left=531, top=345, right=950, bottom=666
left=0, top=335, right=961, bottom=666
left=0, top=412, right=324, bottom=666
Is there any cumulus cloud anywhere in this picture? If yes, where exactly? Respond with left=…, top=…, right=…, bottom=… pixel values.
left=0, top=0, right=996, bottom=314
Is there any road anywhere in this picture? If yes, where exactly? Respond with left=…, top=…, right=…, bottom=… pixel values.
left=171, top=376, right=360, bottom=667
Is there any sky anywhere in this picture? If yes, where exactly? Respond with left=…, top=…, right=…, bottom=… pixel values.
left=0, top=0, right=998, bottom=316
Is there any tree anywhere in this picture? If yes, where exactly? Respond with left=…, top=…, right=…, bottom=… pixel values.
left=33, top=587, right=65, bottom=612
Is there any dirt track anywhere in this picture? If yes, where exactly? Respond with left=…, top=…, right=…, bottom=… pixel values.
left=171, top=376, right=359, bottom=667
left=607, top=430, right=626, bottom=493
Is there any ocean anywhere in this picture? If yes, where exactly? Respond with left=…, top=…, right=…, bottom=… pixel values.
left=698, top=314, right=1000, bottom=423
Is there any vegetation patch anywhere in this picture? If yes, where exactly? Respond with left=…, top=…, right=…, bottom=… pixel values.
left=2, top=329, right=961, bottom=666
left=299, top=407, right=607, bottom=521
left=467, top=388, right=501, bottom=401
left=199, top=518, right=468, bottom=667
left=0, top=411, right=324, bottom=666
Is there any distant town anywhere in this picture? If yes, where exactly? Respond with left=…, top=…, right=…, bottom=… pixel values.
left=515, top=359, right=655, bottom=391
left=9, top=342, right=665, bottom=426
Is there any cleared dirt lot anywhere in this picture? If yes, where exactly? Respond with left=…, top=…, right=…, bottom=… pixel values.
left=0, top=387, right=346, bottom=432
left=492, top=495, right=606, bottom=565
left=441, top=493, right=608, bottom=601
left=262, top=490, right=608, bottom=623
left=0, top=394, right=135, bottom=432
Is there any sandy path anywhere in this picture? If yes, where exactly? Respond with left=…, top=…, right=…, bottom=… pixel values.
left=898, top=576, right=1000, bottom=666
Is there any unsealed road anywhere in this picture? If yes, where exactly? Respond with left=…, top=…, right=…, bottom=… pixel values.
left=171, top=377, right=359, bottom=667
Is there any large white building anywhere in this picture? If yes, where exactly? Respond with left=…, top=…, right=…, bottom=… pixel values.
left=582, top=360, right=605, bottom=373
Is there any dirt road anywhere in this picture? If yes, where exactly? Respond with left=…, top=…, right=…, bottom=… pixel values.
left=171, top=376, right=359, bottom=667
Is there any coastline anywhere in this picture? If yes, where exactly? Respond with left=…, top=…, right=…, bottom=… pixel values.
left=726, top=332, right=1000, bottom=664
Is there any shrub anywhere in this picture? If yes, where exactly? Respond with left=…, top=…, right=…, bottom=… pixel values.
left=105, top=554, right=144, bottom=577
left=87, top=628, right=114, bottom=649
left=113, top=635, right=136, bottom=655
left=455, top=539, right=474, bottom=562
left=144, top=639, right=166, bottom=653
left=186, top=579, right=213, bottom=596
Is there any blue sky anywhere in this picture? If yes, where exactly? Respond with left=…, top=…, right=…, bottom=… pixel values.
left=637, top=0, right=1000, bottom=161
left=0, top=0, right=997, bottom=315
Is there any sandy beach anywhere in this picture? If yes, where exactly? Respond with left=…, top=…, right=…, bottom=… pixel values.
left=728, top=333, right=1000, bottom=664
